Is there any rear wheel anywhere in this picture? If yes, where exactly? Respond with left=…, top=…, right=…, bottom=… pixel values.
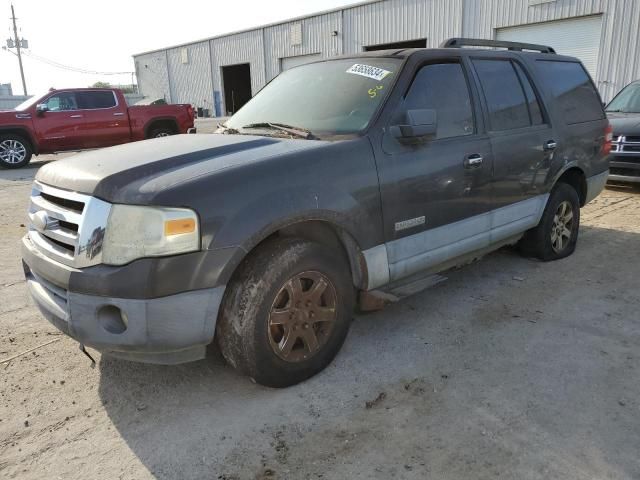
left=216, top=238, right=354, bottom=388
left=518, top=182, right=580, bottom=261
left=149, top=127, right=175, bottom=138
left=0, top=134, right=32, bottom=169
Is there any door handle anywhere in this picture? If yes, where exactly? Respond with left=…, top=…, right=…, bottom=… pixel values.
left=464, top=154, right=483, bottom=168
left=544, top=140, right=557, bottom=151
left=113, top=112, right=125, bottom=116
left=70, top=114, right=83, bottom=119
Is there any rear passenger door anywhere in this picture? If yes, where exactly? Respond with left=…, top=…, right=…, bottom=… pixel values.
left=76, top=91, right=130, bottom=149
left=471, top=58, right=556, bottom=211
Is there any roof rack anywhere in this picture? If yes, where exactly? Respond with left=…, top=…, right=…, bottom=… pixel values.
left=441, top=38, right=556, bottom=54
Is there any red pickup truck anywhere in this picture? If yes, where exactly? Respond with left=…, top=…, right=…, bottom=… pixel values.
left=0, top=88, right=195, bottom=168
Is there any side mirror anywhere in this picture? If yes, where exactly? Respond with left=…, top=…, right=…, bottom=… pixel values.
left=390, top=109, right=437, bottom=141
left=36, top=104, right=49, bottom=115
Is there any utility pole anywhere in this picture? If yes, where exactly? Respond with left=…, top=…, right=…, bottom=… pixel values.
left=10, top=4, right=27, bottom=95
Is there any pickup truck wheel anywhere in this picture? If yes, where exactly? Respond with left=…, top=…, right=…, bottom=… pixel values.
left=216, top=238, right=354, bottom=388
left=518, top=183, right=580, bottom=261
left=0, top=134, right=32, bottom=169
left=149, top=127, right=175, bottom=138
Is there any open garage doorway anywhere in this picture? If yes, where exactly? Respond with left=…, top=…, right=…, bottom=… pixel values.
left=222, top=63, right=252, bottom=115
left=364, top=38, right=427, bottom=51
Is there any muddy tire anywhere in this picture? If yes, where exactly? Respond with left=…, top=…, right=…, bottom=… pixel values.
left=518, top=182, right=581, bottom=261
left=216, top=238, right=354, bottom=388
left=0, top=134, right=32, bottom=169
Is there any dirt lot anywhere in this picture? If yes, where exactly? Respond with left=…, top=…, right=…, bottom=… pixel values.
left=1, top=154, right=639, bottom=479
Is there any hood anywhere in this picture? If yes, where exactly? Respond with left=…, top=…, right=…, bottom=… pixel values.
left=607, top=112, right=640, bottom=135
left=36, top=134, right=328, bottom=203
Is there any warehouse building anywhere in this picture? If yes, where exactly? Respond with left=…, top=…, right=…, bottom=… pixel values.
left=133, top=0, right=640, bottom=117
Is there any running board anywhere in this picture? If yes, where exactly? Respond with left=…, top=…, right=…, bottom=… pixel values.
left=359, top=272, right=447, bottom=311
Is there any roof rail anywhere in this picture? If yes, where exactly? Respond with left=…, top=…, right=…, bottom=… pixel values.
left=441, top=38, right=556, bottom=54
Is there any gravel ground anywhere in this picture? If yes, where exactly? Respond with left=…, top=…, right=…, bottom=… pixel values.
left=1, top=152, right=639, bottom=479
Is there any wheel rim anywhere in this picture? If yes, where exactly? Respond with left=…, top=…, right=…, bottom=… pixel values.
left=550, top=200, right=574, bottom=253
left=155, top=132, right=170, bottom=138
left=268, top=270, right=337, bottom=363
left=0, top=139, right=27, bottom=164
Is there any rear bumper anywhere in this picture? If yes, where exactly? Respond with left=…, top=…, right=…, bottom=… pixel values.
left=22, top=235, right=226, bottom=364
left=585, top=170, right=610, bottom=204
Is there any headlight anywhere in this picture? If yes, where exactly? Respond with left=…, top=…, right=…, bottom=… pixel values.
left=102, top=205, right=200, bottom=265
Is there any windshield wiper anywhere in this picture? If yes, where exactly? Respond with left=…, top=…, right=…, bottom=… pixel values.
left=241, top=122, right=316, bottom=139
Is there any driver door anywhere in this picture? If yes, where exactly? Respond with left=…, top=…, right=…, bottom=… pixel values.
left=375, top=60, right=494, bottom=282
left=35, top=91, right=86, bottom=151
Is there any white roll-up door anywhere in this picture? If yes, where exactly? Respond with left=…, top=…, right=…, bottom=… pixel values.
left=280, top=53, right=322, bottom=72
left=497, top=15, right=603, bottom=78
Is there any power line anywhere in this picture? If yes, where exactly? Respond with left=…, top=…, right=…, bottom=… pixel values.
left=21, top=50, right=133, bottom=76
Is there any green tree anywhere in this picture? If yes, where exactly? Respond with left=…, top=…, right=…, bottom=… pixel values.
left=91, top=81, right=111, bottom=88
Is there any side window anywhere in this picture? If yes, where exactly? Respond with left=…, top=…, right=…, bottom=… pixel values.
left=76, top=91, right=117, bottom=109
left=513, top=63, right=544, bottom=126
left=44, top=92, right=78, bottom=112
left=472, top=59, right=530, bottom=131
left=403, top=63, right=474, bottom=139
left=536, top=60, right=604, bottom=124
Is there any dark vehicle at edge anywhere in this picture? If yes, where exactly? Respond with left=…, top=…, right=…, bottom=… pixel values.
left=606, top=80, right=640, bottom=186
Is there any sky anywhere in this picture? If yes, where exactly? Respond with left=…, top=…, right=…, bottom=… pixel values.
left=0, top=0, right=364, bottom=96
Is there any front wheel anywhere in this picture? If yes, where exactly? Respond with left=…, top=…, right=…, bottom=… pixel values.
left=0, top=134, right=33, bottom=169
left=216, top=238, right=354, bottom=388
left=518, top=183, right=581, bottom=261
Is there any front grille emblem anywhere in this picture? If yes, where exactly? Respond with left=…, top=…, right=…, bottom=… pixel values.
left=32, top=210, right=58, bottom=232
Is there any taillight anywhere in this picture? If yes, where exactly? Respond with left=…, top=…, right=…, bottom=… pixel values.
left=602, top=123, right=613, bottom=156
left=187, top=105, right=195, bottom=119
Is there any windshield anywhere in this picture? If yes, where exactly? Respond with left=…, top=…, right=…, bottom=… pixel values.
left=225, top=58, right=402, bottom=136
left=606, top=82, right=640, bottom=113
left=13, top=92, right=47, bottom=111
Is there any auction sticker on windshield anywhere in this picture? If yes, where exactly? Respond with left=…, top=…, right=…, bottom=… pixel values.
left=346, top=64, right=393, bottom=81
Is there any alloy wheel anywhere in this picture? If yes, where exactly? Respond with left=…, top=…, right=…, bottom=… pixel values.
left=550, top=200, right=574, bottom=253
left=268, top=270, right=337, bottom=363
left=0, top=139, right=27, bottom=164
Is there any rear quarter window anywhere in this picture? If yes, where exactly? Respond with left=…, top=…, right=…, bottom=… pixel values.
left=536, top=60, right=604, bottom=124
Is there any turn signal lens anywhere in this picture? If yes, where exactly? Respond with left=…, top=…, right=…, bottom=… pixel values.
left=165, top=218, right=196, bottom=236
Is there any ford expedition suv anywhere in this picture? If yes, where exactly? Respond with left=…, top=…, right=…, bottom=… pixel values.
left=0, top=88, right=195, bottom=169
left=606, top=80, right=640, bottom=185
left=22, top=39, right=611, bottom=387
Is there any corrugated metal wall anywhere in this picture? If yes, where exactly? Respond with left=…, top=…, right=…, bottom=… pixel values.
left=597, top=0, right=640, bottom=101
left=166, top=42, right=215, bottom=112
left=134, top=51, right=172, bottom=102
left=134, top=0, right=640, bottom=113
left=263, top=12, right=342, bottom=81
left=342, top=0, right=463, bottom=51
left=210, top=30, right=266, bottom=102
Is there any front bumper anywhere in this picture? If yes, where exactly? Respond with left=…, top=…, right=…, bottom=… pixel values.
left=22, top=235, right=225, bottom=364
left=607, top=155, right=640, bottom=184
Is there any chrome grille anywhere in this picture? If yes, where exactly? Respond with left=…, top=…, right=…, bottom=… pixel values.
left=27, top=182, right=112, bottom=268
left=612, top=135, right=640, bottom=154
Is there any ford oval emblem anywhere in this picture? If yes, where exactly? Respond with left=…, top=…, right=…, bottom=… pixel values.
left=32, top=211, right=50, bottom=232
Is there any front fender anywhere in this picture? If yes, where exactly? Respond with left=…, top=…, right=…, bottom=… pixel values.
left=209, top=184, right=365, bottom=252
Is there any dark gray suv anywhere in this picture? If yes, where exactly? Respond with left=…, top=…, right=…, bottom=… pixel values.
left=22, top=38, right=611, bottom=387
